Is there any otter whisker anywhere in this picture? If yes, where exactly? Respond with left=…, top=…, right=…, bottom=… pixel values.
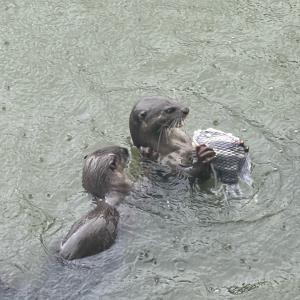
left=172, top=119, right=177, bottom=128
left=167, top=120, right=174, bottom=130
left=180, top=118, right=188, bottom=134
left=166, top=119, right=176, bottom=140
left=157, top=127, right=165, bottom=152
left=164, top=128, right=169, bottom=146
left=169, top=119, right=177, bottom=130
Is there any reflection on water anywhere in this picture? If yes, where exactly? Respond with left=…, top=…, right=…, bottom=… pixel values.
left=1, top=0, right=300, bottom=299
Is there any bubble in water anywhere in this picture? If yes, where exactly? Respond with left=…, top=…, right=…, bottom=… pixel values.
left=174, top=259, right=186, bottom=272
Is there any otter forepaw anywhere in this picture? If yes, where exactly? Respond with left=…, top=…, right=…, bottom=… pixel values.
left=139, top=146, right=159, bottom=160
left=238, top=140, right=249, bottom=153
left=195, top=144, right=216, bottom=164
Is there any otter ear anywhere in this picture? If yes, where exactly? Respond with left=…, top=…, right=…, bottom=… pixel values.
left=109, top=155, right=117, bottom=170
left=138, top=111, right=147, bottom=121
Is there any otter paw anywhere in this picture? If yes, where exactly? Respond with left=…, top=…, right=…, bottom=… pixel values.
left=139, top=146, right=159, bottom=160
left=238, top=140, right=249, bottom=153
left=195, top=144, right=216, bottom=164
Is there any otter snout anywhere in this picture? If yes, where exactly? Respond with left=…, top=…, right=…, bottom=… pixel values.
left=182, top=107, right=189, bottom=116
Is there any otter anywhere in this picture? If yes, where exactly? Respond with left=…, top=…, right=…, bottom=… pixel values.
left=129, top=96, right=215, bottom=178
left=60, top=146, right=132, bottom=260
left=60, top=201, right=119, bottom=260
left=82, top=146, right=132, bottom=206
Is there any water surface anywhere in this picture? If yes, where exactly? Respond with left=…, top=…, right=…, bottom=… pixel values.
left=0, top=0, right=300, bottom=299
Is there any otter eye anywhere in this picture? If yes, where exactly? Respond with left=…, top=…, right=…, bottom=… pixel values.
left=109, top=155, right=117, bottom=170
left=165, top=107, right=176, bottom=114
left=138, top=111, right=147, bottom=120
left=122, top=148, right=129, bottom=156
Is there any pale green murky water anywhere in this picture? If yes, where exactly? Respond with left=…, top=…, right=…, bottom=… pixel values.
left=0, top=0, right=300, bottom=299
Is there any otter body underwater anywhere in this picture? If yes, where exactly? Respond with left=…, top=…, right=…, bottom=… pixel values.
left=129, top=96, right=216, bottom=179
left=60, top=146, right=132, bottom=260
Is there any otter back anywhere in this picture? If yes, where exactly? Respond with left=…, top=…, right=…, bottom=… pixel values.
left=60, top=202, right=119, bottom=260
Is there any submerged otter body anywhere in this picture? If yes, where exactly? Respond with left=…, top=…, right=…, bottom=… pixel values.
left=60, top=201, right=119, bottom=260
left=129, top=97, right=215, bottom=178
left=60, top=146, right=132, bottom=260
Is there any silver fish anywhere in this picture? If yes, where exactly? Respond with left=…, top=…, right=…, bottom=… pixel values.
left=193, top=128, right=252, bottom=185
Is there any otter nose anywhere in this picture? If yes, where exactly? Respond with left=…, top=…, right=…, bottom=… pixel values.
left=182, top=107, right=189, bottom=115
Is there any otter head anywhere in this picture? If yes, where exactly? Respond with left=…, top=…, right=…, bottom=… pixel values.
left=129, top=96, right=189, bottom=152
left=82, top=146, right=132, bottom=201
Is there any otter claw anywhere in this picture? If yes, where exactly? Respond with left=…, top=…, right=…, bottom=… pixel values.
left=139, top=146, right=159, bottom=160
left=238, top=140, right=249, bottom=152
left=140, top=146, right=151, bottom=154
left=195, top=144, right=216, bottom=165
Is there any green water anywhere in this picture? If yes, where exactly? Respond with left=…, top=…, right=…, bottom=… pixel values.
left=0, top=0, right=299, bottom=299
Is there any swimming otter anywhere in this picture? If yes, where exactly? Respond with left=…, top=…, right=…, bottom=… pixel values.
left=60, top=146, right=132, bottom=260
left=60, top=201, right=119, bottom=260
left=129, top=96, right=215, bottom=178
left=82, top=146, right=132, bottom=206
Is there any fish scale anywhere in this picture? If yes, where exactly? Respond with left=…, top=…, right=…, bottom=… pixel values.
left=193, top=128, right=252, bottom=185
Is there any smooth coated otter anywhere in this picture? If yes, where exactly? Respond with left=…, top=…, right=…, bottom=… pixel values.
left=82, top=146, right=132, bottom=206
left=129, top=96, right=215, bottom=178
left=60, top=201, right=119, bottom=260
left=60, top=146, right=132, bottom=260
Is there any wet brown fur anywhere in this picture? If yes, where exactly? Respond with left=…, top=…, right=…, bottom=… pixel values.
left=129, top=96, right=213, bottom=178
left=60, top=146, right=131, bottom=260
left=82, top=146, right=132, bottom=199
